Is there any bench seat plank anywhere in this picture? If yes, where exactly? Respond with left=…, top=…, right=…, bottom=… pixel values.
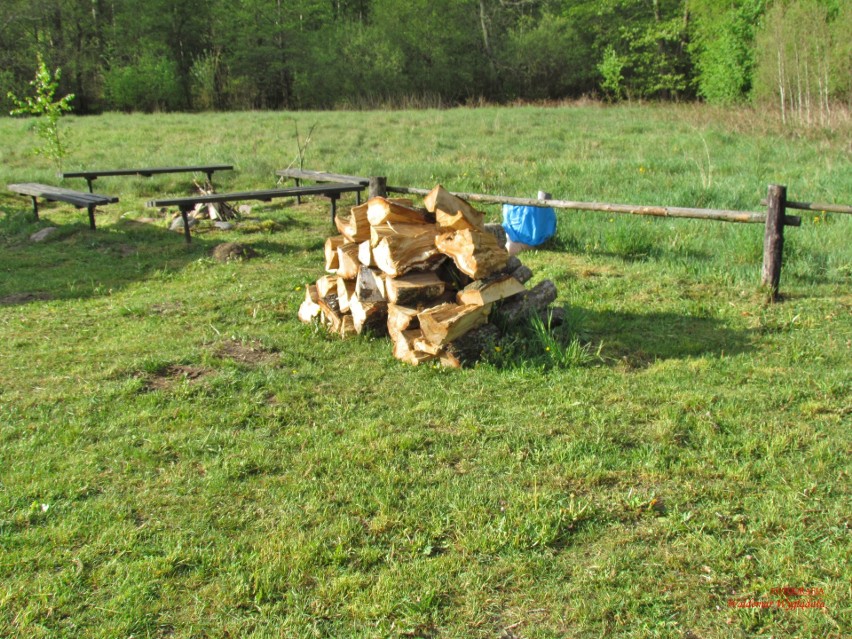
left=274, top=169, right=369, bottom=185
left=147, top=183, right=364, bottom=243
left=63, top=164, right=234, bottom=179
left=9, top=183, right=118, bottom=207
left=8, top=182, right=119, bottom=230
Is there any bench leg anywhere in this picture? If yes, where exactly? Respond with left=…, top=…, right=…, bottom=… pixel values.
left=88, top=205, right=97, bottom=230
left=330, top=195, right=339, bottom=226
left=86, top=178, right=95, bottom=194
left=30, top=196, right=39, bottom=221
left=180, top=206, right=192, bottom=244
left=295, top=178, right=301, bottom=205
left=205, top=170, right=214, bottom=189
left=356, top=189, right=362, bottom=205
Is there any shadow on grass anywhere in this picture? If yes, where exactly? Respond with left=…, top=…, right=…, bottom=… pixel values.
left=580, top=308, right=752, bottom=368
left=0, top=209, right=297, bottom=304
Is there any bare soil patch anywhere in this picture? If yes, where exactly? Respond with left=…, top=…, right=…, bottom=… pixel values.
left=0, top=292, right=53, bottom=306
left=213, top=339, right=278, bottom=365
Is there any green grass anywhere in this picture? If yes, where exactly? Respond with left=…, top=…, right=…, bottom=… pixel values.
left=0, top=105, right=850, bottom=638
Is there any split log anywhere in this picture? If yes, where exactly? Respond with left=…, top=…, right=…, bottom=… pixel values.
left=457, top=273, right=526, bottom=306
left=338, top=314, right=357, bottom=338
left=417, top=302, right=492, bottom=347
left=366, top=197, right=432, bottom=226
left=424, top=184, right=485, bottom=230
left=391, top=328, right=438, bottom=366
left=325, top=235, right=346, bottom=272
left=316, top=275, right=339, bottom=299
left=435, top=228, right=509, bottom=279
left=317, top=294, right=342, bottom=330
left=336, top=242, right=361, bottom=280
left=350, top=296, right=388, bottom=335
left=337, top=277, right=357, bottom=314
left=335, top=202, right=370, bottom=243
left=355, top=266, right=386, bottom=302
left=385, top=272, right=446, bottom=306
left=298, top=284, right=321, bottom=323
left=358, top=240, right=375, bottom=267
left=372, top=224, right=445, bottom=277
left=387, top=304, right=420, bottom=337
left=499, top=280, right=557, bottom=323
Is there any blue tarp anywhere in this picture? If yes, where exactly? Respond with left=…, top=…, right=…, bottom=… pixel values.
left=501, top=204, right=557, bottom=246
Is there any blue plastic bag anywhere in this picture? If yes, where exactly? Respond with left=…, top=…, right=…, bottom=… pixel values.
left=501, top=204, right=557, bottom=246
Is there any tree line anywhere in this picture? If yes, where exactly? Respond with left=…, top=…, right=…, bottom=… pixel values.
left=2, top=0, right=849, bottom=121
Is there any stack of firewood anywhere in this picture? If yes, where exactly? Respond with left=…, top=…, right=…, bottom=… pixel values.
left=298, top=185, right=559, bottom=367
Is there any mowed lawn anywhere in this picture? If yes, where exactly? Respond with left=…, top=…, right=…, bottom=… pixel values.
left=0, top=106, right=849, bottom=638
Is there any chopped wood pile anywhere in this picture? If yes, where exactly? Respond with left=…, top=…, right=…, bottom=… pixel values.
left=299, top=185, right=560, bottom=367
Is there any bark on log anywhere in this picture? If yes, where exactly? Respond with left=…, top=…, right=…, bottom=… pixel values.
left=385, top=272, right=446, bottom=306
left=435, top=228, right=509, bottom=279
left=350, top=296, right=388, bottom=335
left=509, top=264, right=533, bottom=285
left=444, top=323, right=501, bottom=366
left=418, top=302, right=492, bottom=346
left=499, top=280, right=557, bottom=323
left=483, top=222, right=507, bottom=246
left=424, top=184, right=485, bottom=230
left=355, top=266, right=386, bottom=302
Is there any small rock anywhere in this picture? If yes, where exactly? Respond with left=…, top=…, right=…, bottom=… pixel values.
left=30, top=227, right=59, bottom=242
left=238, top=205, right=252, bottom=216
left=213, top=221, right=235, bottom=231
left=212, top=242, right=258, bottom=263
left=170, top=216, right=197, bottom=232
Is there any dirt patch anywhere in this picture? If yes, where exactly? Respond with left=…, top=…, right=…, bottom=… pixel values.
left=214, top=339, right=278, bottom=365
left=142, top=364, right=211, bottom=392
left=0, top=292, right=53, bottom=306
left=212, top=242, right=258, bottom=263
left=150, top=301, right=184, bottom=316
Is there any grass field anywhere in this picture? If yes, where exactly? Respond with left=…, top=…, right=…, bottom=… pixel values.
left=0, top=105, right=850, bottom=638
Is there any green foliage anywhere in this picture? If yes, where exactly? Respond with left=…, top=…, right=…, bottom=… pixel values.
left=104, top=53, right=184, bottom=112
left=753, top=0, right=850, bottom=126
left=690, top=1, right=765, bottom=104
left=7, top=54, right=75, bottom=174
left=598, top=45, right=626, bottom=100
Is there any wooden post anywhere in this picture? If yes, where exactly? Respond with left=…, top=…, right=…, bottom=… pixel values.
left=761, top=184, right=787, bottom=301
left=369, top=176, right=387, bottom=199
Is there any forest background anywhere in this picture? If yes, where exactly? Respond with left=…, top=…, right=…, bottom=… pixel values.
left=1, top=0, right=850, bottom=124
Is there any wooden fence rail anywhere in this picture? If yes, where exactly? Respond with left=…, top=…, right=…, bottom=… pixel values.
left=365, top=176, right=846, bottom=302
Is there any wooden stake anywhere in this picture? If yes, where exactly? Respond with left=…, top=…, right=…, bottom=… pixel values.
left=369, top=176, right=387, bottom=199
left=761, top=184, right=787, bottom=301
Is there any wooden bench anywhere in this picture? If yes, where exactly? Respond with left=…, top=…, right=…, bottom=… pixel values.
left=275, top=169, right=369, bottom=205
left=147, top=182, right=364, bottom=243
left=63, top=164, right=234, bottom=192
left=8, top=183, right=119, bottom=230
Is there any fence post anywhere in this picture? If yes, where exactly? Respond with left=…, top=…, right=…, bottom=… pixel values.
left=761, top=184, right=787, bottom=301
left=369, top=176, right=387, bottom=199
